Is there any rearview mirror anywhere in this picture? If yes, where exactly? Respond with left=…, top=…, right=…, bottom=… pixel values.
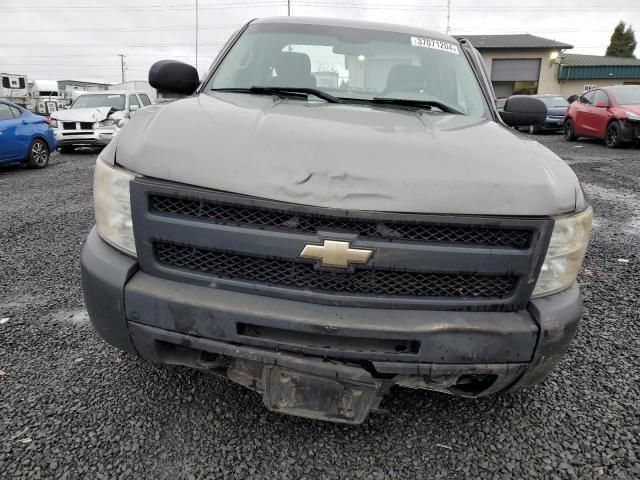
left=149, top=60, right=200, bottom=96
left=129, top=104, right=140, bottom=112
left=499, top=96, right=547, bottom=127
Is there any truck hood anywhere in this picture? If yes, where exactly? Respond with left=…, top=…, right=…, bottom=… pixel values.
left=51, top=107, right=114, bottom=122
left=114, top=93, right=580, bottom=216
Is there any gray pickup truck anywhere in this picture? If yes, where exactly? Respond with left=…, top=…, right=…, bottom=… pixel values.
left=82, top=17, right=592, bottom=424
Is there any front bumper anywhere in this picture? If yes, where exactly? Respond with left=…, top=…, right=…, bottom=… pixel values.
left=54, top=128, right=115, bottom=146
left=82, top=228, right=583, bottom=423
left=620, top=120, right=640, bottom=142
left=540, top=117, right=565, bottom=130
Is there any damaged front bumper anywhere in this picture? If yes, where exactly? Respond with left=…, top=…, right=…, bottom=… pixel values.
left=81, top=228, right=583, bottom=424
left=53, top=127, right=120, bottom=147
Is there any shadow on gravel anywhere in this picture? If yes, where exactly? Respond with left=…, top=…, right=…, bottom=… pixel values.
left=0, top=162, right=29, bottom=174
left=120, top=356, right=534, bottom=438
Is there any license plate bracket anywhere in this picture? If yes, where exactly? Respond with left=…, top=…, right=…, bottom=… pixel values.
left=262, top=367, right=380, bottom=424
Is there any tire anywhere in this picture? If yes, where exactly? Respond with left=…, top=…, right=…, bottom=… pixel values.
left=564, top=119, right=577, bottom=141
left=26, top=139, right=50, bottom=169
left=528, top=124, right=540, bottom=135
left=605, top=121, right=624, bottom=149
left=59, top=145, right=75, bottom=154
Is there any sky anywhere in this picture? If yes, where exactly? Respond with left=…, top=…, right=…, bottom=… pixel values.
left=1, top=0, right=639, bottom=84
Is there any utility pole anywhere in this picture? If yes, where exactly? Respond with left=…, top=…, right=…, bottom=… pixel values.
left=118, top=54, right=126, bottom=83
left=287, top=0, right=290, bottom=16
left=195, top=0, right=199, bottom=71
left=446, top=0, right=451, bottom=35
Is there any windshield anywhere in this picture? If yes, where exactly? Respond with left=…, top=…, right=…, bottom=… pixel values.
left=207, top=22, right=488, bottom=117
left=609, top=86, right=640, bottom=105
left=72, top=94, right=125, bottom=110
left=538, top=96, right=568, bottom=108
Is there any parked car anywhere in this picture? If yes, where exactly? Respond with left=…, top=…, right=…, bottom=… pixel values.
left=49, top=90, right=153, bottom=153
left=564, top=85, right=640, bottom=148
left=0, top=99, right=56, bottom=168
left=524, top=94, right=569, bottom=134
left=81, top=17, right=592, bottom=424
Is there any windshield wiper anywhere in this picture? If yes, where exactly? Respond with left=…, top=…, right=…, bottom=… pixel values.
left=369, top=97, right=462, bottom=114
left=212, top=86, right=341, bottom=104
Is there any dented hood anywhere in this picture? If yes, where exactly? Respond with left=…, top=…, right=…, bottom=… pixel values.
left=51, top=107, right=113, bottom=122
left=115, top=92, right=580, bottom=216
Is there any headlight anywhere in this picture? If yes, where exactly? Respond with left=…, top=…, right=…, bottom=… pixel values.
left=626, top=111, right=640, bottom=122
left=94, top=158, right=137, bottom=257
left=49, top=118, right=58, bottom=128
left=532, top=207, right=592, bottom=298
left=99, top=118, right=116, bottom=127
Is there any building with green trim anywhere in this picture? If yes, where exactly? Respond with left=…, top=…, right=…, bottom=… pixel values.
left=558, top=54, right=640, bottom=96
left=461, top=34, right=640, bottom=98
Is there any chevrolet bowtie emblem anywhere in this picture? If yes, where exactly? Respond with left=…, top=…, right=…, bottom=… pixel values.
left=299, top=240, right=373, bottom=268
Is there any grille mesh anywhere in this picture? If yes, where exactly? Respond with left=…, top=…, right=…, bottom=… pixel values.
left=150, top=195, right=531, bottom=248
left=155, top=242, right=517, bottom=299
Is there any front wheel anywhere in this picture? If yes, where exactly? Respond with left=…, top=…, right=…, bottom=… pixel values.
left=26, top=139, right=50, bottom=169
left=605, top=121, right=624, bottom=149
left=564, top=120, right=577, bottom=141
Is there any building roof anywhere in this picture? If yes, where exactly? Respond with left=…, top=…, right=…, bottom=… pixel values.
left=561, top=53, right=640, bottom=67
left=58, top=79, right=112, bottom=86
left=558, top=54, right=640, bottom=80
left=76, top=90, right=147, bottom=95
left=459, top=34, right=573, bottom=50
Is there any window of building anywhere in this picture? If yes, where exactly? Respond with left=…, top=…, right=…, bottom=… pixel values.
left=490, top=58, right=541, bottom=96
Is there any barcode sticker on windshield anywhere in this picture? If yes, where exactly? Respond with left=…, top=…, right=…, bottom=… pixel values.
left=410, top=37, right=459, bottom=54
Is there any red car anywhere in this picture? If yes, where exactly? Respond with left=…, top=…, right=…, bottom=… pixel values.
left=564, top=85, right=640, bottom=148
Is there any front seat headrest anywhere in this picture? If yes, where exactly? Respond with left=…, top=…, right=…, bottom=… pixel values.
left=385, top=64, right=425, bottom=92
left=273, top=52, right=316, bottom=88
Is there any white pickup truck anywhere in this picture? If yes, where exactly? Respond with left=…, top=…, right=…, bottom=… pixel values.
left=49, top=90, right=153, bottom=152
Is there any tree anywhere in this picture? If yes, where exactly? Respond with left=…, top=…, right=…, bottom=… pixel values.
left=606, top=21, right=637, bottom=58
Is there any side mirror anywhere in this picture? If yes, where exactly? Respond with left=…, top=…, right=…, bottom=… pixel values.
left=129, top=104, right=140, bottom=112
left=595, top=101, right=608, bottom=108
left=149, top=60, right=200, bottom=96
left=499, top=96, right=547, bottom=127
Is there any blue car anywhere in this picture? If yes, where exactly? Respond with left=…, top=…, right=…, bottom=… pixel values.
left=525, top=95, right=570, bottom=134
left=0, top=99, right=56, bottom=168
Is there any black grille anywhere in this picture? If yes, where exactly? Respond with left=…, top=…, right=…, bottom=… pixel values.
left=62, top=122, right=76, bottom=130
left=80, top=122, right=94, bottom=130
left=150, top=195, right=531, bottom=248
left=155, top=242, right=517, bottom=299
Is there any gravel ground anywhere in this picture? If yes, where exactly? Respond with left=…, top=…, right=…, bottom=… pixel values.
left=1, top=137, right=639, bottom=480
